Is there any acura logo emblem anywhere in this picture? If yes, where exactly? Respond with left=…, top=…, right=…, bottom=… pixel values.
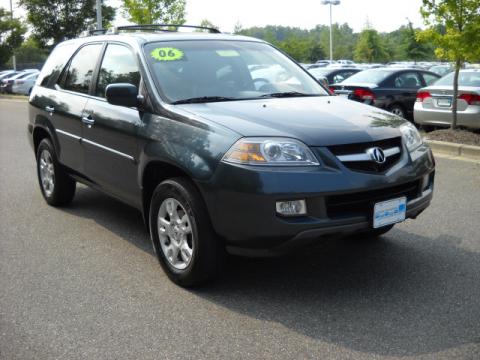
left=367, top=147, right=386, bottom=164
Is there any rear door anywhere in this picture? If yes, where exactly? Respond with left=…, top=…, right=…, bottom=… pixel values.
left=388, top=71, right=424, bottom=115
left=81, top=43, right=143, bottom=206
left=48, top=43, right=104, bottom=172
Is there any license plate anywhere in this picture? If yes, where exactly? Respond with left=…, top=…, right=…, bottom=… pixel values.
left=338, top=93, right=349, bottom=98
left=373, top=197, right=406, bottom=228
left=437, top=98, right=452, bottom=107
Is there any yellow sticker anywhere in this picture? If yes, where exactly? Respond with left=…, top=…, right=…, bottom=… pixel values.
left=151, top=47, right=184, bottom=61
left=216, top=50, right=240, bottom=57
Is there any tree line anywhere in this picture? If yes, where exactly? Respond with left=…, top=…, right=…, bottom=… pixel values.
left=236, top=21, right=438, bottom=63
left=0, top=1, right=479, bottom=69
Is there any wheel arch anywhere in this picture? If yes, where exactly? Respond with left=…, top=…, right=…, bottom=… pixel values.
left=140, top=160, right=203, bottom=229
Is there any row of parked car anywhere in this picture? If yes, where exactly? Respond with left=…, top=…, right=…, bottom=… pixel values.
left=302, top=60, right=458, bottom=76
left=0, top=69, right=40, bottom=95
left=305, top=65, right=480, bottom=130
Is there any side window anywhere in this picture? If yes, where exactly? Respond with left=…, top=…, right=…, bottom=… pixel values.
left=62, top=44, right=103, bottom=94
left=422, top=73, right=439, bottom=86
left=332, top=73, right=346, bottom=84
left=394, top=72, right=423, bottom=88
left=96, top=44, right=141, bottom=98
left=38, top=43, right=77, bottom=88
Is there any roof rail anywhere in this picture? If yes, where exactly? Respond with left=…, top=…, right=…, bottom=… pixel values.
left=89, top=28, right=108, bottom=36
left=108, top=24, right=221, bottom=34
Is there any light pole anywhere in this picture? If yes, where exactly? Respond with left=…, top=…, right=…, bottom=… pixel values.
left=321, top=0, right=340, bottom=62
left=96, top=0, right=102, bottom=30
left=9, top=0, right=16, bottom=70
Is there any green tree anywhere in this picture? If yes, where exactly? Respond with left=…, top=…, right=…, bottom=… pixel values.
left=419, top=0, right=480, bottom=129
left=11, top=37, right=48, bottom=65
left=403, top=20, right=432, bottom=63
left=121, top=0, right=186, bottom=25
left=0, top=8, right=26, bottom=66
left=19, top=0, right=116, bottom=47
left=354, top=27, right=389, bottom=63
left=196, top=19, right=218, bottom=32
left=309, top=42, right=326, bottom=62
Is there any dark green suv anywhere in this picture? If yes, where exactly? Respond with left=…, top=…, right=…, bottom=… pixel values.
left=28, top=25, right=435, bottom=286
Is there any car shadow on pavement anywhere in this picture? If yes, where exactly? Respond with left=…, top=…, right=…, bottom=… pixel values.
left=194, top=230, right=480, bottom=357
left=62, top=185, right=154, bottom=254
left=62, top=186, right=479, bottom=357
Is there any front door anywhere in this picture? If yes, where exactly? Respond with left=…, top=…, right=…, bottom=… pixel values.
left=81, top=43, right=142, bottom=207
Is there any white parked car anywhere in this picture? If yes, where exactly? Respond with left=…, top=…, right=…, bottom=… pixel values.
left=11, top=73, right=38, bottom=95
left=414, top=69, right=480, bottom=130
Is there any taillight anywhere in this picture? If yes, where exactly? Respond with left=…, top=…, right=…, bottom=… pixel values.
left=329, top=87, right=336, bottom=94
left=16, top=80, right=25, bottom=85
left=353, top=88, right=375, bottom=101
left=458, top=93, right=480, bottom=105
left=416, top=91, right=431, bottom=102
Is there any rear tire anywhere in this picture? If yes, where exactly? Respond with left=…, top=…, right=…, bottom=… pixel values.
left=36, top=138, right=76, bottom=206
left=149, top=177, right=224, bottom=287
left=389, top=104, right=406, bottom=119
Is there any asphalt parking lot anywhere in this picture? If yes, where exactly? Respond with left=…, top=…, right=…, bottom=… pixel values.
left=1, top=98, right=479, bottom=360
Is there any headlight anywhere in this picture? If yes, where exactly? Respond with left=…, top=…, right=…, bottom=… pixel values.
left=400, top=123, right=423, bottom=152
left=222, top=137, right=319, bottom=166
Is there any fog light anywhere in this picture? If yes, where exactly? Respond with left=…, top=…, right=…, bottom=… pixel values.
left=276, top=199, right=307, bottom=216
left=421, top=174, right=430, bottom=191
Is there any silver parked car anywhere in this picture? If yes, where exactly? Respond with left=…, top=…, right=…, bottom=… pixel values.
left=414, top=69, right=480, bottom=129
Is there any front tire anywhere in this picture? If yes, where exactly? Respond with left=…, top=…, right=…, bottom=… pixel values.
left=36, top=138, right=76, bottom=206
left=149, top=178, right=224, bottom=287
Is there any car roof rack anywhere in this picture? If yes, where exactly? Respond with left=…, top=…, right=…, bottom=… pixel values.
left=89, top=28, right=108, bottom=35
left=107, top=24, right=221, bottom=35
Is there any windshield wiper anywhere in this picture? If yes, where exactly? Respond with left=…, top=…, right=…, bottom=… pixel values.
left=260, top=91, right=319, bottom=98
left=171, top=96, right=236, bottom=105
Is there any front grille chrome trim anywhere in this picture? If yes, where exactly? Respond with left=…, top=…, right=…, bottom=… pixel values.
left=337, top=146, right=400, bottom=162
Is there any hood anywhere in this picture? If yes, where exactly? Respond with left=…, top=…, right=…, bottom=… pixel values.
left=176, top=96, right=405, bottom=146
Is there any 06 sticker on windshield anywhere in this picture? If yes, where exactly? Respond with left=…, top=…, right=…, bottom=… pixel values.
left=151, top=47, right=184, bottom=61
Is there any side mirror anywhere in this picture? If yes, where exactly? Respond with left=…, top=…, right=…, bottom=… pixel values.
left=105, top=83, right=139, bottom=108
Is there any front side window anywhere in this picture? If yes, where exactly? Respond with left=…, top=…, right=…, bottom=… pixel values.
left=63, top=44, right=103, bottom=94
left=143, top=40, right=328, bottom=103
left=96, top=44, right=141, bottom=98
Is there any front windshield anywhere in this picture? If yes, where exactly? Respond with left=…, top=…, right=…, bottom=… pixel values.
left=143, top=40, right=328, bottom=103
left=434, top=71, right=480, bottom=87
left=341, top=69, right=394, bottom=85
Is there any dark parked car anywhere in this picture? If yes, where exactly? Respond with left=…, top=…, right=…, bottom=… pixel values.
left=330, top=68, right=440, bottom=119
left=308, top=67, right=361, bottom=85
left=28, top=25, right=435, bottom=286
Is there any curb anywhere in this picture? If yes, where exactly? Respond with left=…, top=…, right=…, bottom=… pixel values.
left=425, top=139, right=480, bottom=160
left=0, top=95, right=28, bottom=101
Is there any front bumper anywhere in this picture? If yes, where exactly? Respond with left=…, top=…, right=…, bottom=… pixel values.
left=198, top=144, right=435, bottom=256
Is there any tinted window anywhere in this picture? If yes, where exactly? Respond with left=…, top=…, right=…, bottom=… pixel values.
left=394, top=72, right=422, bottom=88
left=422, top=72, right=440, bottom=86
left=38, top=43, right=77, bottom=88
left=96, top=44, right=141, bottom=98
left=63, top=44, right=103, bottom=94
left=341, top=69, right=394, bottom=85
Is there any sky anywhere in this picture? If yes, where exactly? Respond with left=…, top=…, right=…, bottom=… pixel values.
left=2, top=0, right=426, bottom=34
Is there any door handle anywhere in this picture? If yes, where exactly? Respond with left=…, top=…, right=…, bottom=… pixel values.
left=45, top=106, right=54, bottom=114
left=82, top=115, right=95, bottom=127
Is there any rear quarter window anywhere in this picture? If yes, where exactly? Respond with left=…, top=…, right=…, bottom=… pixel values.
left=36, top=42, right=78, bottom=88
